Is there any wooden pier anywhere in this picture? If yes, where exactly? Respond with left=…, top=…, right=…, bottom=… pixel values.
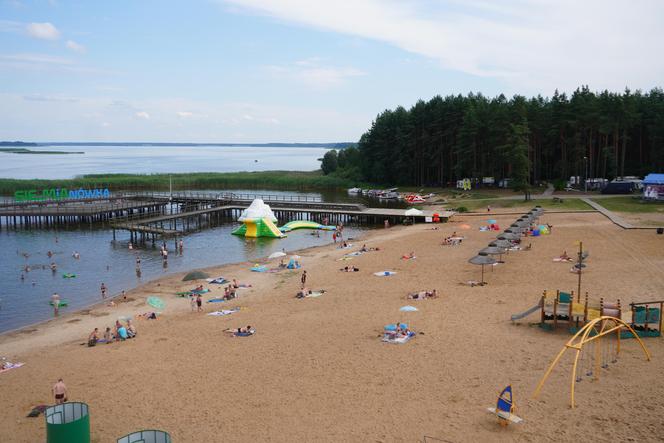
left=0, top=191, right=454, bottom=243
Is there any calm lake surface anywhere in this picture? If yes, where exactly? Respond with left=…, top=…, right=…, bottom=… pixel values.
left=0, top=219, right=368, bottom=334
left=0, top=145, right=398, bottom=333
left=0, top=145, right=331, bottom=179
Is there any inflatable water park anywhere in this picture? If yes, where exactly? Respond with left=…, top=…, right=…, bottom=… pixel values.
left=232, top=199, right=336, bottom=238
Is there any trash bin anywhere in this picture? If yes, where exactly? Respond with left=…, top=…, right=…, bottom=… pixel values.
left=117, top=430, right=172, bottom=443
left=45, top=402, right=90, bottom=443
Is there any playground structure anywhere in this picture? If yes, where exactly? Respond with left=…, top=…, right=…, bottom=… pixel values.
left=279, top=220, right=336, bottom=232
left=231, top=199, right=284, bottom=238
left=487, top=385, right=523, bottom=425
left=533, top=316, right=651, bottom=408
left=512, top=290, right=663, bottom=338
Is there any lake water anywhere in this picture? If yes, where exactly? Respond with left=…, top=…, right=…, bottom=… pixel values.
left=0, top=145, right=331, bottom=179
left=0, top=145, right=397, bottom=333
left=0, top=199, right=368, bottom=334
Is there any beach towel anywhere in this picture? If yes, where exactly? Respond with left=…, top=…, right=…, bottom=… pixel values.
left=382, top=331, right=415, bottom=344
left=251, top=265, right=268, bottom=272
left=0, top=362, right=24, bottom=374
left=206, top=277, right=227, bottom=284
left=401, top=255, right=416, bottom=260
left=207, top=309, right=238, bottom=316
left=553, top=258, right=572, bottom=262
left=207, top=298, right=226, bottom=303
left=373, top=271, right=397, bottom=277
left=337, top=256, right=354, bottom=261
left=345, top=251, right=363, bottom=257
left=234, top=329, right=255, bottom=337
left=305, top=291, right=325, bottom=298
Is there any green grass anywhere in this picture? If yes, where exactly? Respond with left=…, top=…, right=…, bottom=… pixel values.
left=458, top=197, right=591, bottom=211
left=0, top=171, right=365, bottom=195
left=592, top=196, right=664, bottom=213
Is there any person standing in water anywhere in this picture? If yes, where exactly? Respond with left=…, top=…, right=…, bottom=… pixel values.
left=51, top=293, right=60, bottom=316
left=100, top=283, right=107, bottom=299
left=179, top=239, right=184, bottom=255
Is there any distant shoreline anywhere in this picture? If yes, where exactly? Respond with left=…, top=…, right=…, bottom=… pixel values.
left=0, top=148, right=83, bottom=155
left=1, top=141, right=355, bottom=149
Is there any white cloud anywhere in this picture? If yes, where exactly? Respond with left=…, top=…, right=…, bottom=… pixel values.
left=135, top=111, right=150, bottom=120
left=223, top=0, right=664, bottom=93
left=267, top=58, right=365, bottom=89
left=66, top=40, right=86, bottom=53
left=177, top=111, right=193, bottom=118
left=26, top=22, right=60, bottom=40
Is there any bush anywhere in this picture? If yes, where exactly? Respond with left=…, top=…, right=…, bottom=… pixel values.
left=553, top=179, right=566, bottom=191
left=455, top=206, right=468, bottom=213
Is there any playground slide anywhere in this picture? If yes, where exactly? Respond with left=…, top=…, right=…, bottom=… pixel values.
left=511, top=304, right=540, bottom=321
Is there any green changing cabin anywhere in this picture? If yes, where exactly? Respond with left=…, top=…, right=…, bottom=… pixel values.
left=45, top=402, right=90, bottom=443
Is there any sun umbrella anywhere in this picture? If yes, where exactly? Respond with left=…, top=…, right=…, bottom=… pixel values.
left=182, top=270, right=210, bottom=281
left=489, top=239, right=513, bottom=249
left=399, top=305, right=419, bottom=312
left=268, top=251, right=286, bottom=259
left=497, top=232, right=520, bottom=241
left=468, top=253, right=497, bottom=285
left=147, top=296, right=165, bottom=310
left=480, top=246, right=506, bottom=263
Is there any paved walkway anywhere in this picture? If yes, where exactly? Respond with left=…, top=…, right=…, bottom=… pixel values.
left=580, top=198, right=634, bottom=228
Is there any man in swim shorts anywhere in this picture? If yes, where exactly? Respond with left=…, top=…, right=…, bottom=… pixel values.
left=301, top=270, right=307, bottom=288
left=52, top=378, right=67, bottom=404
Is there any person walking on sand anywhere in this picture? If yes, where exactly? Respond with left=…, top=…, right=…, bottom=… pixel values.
left=190, top=294, right=196, bottom=312
left=100, top=283, right=107, bottom=299
left=52, top=378, right=67, bottom=405
left=196, top=294, right=203, bottom=312
left=301, top=270, right=307, bottom=288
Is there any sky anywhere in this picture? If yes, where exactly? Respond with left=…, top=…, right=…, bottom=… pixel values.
left=0, top=0, right=662, bottom=143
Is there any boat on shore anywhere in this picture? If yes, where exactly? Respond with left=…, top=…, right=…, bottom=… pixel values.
left=347, top=187, right=362, bottom=195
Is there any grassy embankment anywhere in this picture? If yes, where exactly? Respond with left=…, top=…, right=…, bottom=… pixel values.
left=0, top=171, right=365, bottom=196
left=457, top=196, right=592, bottom=212
left=591, top=196, right=664, bottom=214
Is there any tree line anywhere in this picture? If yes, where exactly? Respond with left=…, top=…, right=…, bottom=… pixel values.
left=321, top=86, right=664, bottom=188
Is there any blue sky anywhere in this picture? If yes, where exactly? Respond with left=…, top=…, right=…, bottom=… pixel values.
left=1, top=0, right=662, bottom=142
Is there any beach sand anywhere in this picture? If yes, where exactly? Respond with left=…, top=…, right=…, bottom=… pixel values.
left=1, top=211, right=663, bottom=442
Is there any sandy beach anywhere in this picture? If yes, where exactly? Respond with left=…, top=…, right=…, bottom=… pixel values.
left=1, top=210, right=663, bottom=442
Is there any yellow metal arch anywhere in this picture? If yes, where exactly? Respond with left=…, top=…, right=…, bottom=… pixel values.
left=533, top=316, right=651, bottom=408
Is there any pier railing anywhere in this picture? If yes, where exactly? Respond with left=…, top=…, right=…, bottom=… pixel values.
left=117, top=191, right=323, bottom=204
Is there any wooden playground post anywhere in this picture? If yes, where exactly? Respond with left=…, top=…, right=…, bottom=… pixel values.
left=583, top=292, right=589, bottom=325
left=553, top=292, right=559, bottom=329
left=540, top=291, right=546, bottom=325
